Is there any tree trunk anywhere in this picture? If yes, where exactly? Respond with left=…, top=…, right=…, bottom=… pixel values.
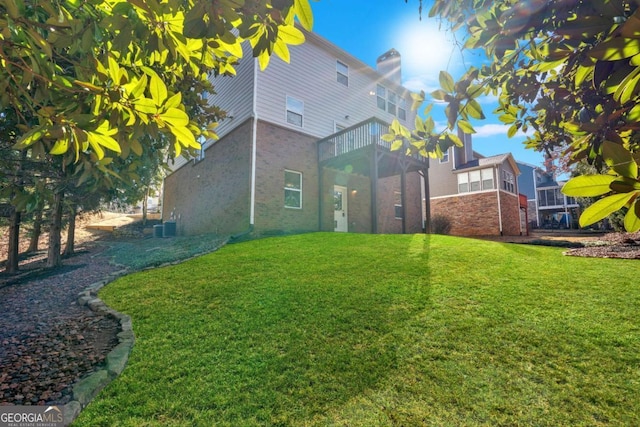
left=63, top=205, right=76, bottom=257
left=27, top=206, right=43, bottom=253
left=142, top=187, right=149, bottom=226
left=47, top=191, right=64, bottom=269
left=6, top=209, right=21, bottom=274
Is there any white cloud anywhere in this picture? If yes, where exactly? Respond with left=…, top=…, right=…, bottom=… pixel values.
left=473, top=123, right=528, bottom=138
left=402, top=75, right=439, bottom=94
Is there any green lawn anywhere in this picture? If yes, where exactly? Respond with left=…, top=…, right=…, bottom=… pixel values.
left=74, top=233, right=640, bottom=426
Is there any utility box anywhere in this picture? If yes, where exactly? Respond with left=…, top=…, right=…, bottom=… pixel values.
left=153, top=224, right=164, bottom=238
left=163, top=220, right=177, bottom=237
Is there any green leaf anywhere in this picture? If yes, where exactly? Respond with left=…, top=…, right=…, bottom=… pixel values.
left=15, top=125, right=47, bottom=149
left=431, top=89, right=448, bottom=101
left=169, top=125, right=199, bottom=149
left=164, top=92, right=182, bottom=109
left=580, top=192, right=636, bottom=227
left=390, top=139, right=403, bottom=151
left=498, top=113, right=516, bottom=124
left=507, top=123, right=519, bottom=138
left=50, top=138, right=69, bottom=155
left=159, top=108, right=190, bottom=127
left=602, top=141, right=638, bottom=179
left=610, top=177, right=640, bottom=193
left=149, top=73, right=168, bottom=106
left=562, top=175, right=617, bottom=197
left=624, top=199, right=640, bottom=232
left=439, top=71, right=455, bottom=93
left=278, top=24, right=305, bottom=45
left=294, top=0, right=314, bottom=31
left=133, top=97, right=158, bottom=114
left=87, top=131, right=121, bottom=154
left=465, top=99, right=485, bottom=120
left=458, top=120, right=476, bottom=134
left=589, top=38, right=640, bottom=61
left=446, top=133, right=464, bottom=147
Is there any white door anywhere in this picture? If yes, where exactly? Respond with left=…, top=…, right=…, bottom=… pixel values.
left=334, top=185, right=348, bottom=232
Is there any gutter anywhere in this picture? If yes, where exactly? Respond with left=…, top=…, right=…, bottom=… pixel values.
left=496, top=167, right=504, bottom=235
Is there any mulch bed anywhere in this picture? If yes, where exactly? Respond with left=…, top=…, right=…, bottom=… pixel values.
left=563, top=231, right=640, bottom=259
left=0, top=242, right=122, bottom=406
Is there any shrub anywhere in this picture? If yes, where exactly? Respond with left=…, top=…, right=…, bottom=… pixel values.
left=431, top=215, right=451, bottom=235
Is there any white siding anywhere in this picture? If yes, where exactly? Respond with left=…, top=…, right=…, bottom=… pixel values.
left=255, top=30, right=416, bottom=138
left=209, top=42, right=256, bottom=139
left=171, top=43, right=256, bottom=171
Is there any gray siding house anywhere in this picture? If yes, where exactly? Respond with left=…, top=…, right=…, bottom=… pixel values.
left=163, top=30, right=427, bottom=237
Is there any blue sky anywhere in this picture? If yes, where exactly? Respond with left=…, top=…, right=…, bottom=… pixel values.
left=309, top=0, right=546, bottom=168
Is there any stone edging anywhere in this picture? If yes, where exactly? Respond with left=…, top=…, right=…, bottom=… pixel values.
left=59, top=238, right=230, bottom=426
left=62, top=268, right=132, bottom=426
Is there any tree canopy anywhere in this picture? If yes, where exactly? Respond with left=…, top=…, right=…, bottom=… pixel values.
left=1, top=0, right=313, bottom=268
left=387, top=0, right=640, bottom=231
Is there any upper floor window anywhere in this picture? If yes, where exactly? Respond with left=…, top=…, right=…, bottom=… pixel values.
left=286, top=96, right=304, bottom=127
left=398, top=97, right=407, bottom=121
left=376, top=84, right=407, bottom=121
left=482, top=168, right=494, bottom=190
left=458, top=168, right=494, bottom=194
left=502, top=170, right=516, bottom=193
left=284, top=170, right=302, bottom=209
left=439, top=149, right=449, bottom=163
left=387, top=91, right=397, bottom=116
left=376, top=84, right=386, bottom=110
left=336, top=60, right=349, bottom=86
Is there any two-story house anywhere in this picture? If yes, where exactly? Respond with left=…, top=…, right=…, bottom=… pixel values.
left=517, top=162, right=580, bottom=229
left=162, top=31, right=427, bottom=237
left=427, top=133, right=527, bottom=236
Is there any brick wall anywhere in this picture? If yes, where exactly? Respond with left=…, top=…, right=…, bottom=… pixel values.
left=431, top=192, right=501, bottom=236
left=162, top=119, right=253, bottom=236
left=430, top=190, right=523, bottom=236
left=377, top=173, right=423, bottom=233
left=320, top=169, right=423, bottom=234
left=254, top=121, right=320, bottom=234
left=500, top=191, right=522, bottom=236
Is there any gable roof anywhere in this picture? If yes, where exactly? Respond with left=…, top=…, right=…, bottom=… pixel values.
left=455, top=153, right=521, bottom=175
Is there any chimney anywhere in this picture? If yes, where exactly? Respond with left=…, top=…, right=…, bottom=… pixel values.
left=376, top=48, right=402, bottom=85
left=454, top=126, right=474, bottom=168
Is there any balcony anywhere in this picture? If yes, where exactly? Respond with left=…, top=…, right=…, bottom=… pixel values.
left=317, top=117, right=427, bottom=177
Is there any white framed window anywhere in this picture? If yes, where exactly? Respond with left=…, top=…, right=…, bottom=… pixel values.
left=387, top=91, right=397, bottom=116
left=286, top=96, right=304, bottom=127
left=336, top=60, right=349, bottom=86
left=439, top=149, right=449, bottom=163
left=284, top=170, right=302, bottom=209
left=469, top=170, right=481, bottom=192
left=376, top=84, right=386, bottom=110
left=458, top=168, right=494, bottom=194
left=457, top=173, right=469, bottom=193
left=481, top=168, right=494, bottom=190
left=502, top=170, right=515, bottom=193
left=394, top=191, right=403, bottom=219
left=398, top=97, right=407, bottom=121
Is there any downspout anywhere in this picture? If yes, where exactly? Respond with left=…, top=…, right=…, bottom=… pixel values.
left=496, top=167, right=504, bottom=235
left=533, top=168, right=540, bottom=228
left=250, top=58, right=258, bottom=228
left=231, top=58, right=258, bottom=241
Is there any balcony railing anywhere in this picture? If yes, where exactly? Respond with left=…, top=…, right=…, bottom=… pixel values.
left=318, top=117, right=426, bottom=164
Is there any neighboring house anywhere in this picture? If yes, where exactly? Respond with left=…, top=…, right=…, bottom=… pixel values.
left=163, top=31, right=427, bottom=237
left=517, top=162, right=580, bottom=229
left=427, top=132, right=527, bottom=236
